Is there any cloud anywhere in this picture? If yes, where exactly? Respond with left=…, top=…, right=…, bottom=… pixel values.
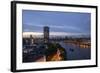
left=23, top=31, right=90, bottom=37
left=23, top=23, right=81, bottom=33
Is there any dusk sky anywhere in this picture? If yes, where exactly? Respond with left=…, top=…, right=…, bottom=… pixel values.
left=22, top=10, right=91, bottom=36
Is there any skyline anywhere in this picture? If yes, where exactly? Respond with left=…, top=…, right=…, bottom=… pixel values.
left=22, top=10, right=91, bottom=36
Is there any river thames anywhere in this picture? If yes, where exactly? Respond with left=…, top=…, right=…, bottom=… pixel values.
left=59, top=42, right=91, bottom=60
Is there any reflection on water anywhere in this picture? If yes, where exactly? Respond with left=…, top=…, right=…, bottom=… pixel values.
left=59, top=41, right=91, bottom=60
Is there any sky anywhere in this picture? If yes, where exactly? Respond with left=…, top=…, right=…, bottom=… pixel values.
left=22, top=10, right=91, bottom=36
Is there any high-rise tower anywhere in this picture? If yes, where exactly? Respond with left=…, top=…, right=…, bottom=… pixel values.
left=44, top=26, right=49, bottom=43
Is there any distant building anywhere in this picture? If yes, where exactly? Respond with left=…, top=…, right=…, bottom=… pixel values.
left=30, top=35, right=34, bottom=45
left=44, top=26, right=49, bottom=43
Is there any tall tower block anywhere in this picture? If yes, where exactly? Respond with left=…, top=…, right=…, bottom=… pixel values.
left=44, top=26, right=49, bottom=43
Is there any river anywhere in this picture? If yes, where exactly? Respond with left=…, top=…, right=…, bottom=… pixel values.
left=59, top=42, right=91, bottom=60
